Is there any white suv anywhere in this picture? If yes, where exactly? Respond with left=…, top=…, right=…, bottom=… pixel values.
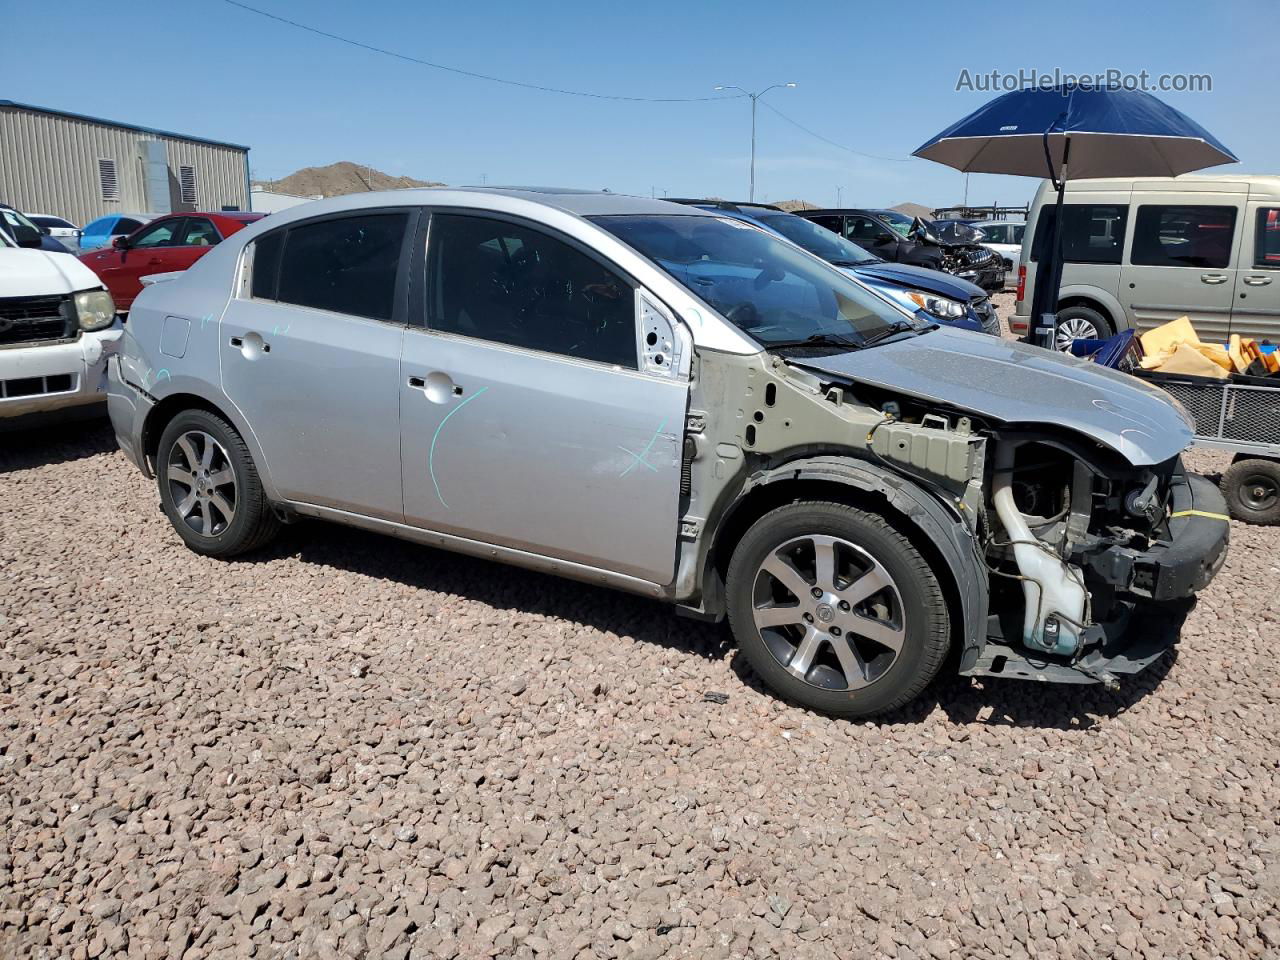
left=0, top=227, right=120, bottom=423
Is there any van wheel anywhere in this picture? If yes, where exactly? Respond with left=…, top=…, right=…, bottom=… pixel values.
left=156, top=409, right=281, bottom=556
left=1054, top=305, right=1113, bottom=352
left=1222, top=458, right=1280, bottom=525
left=725, top=501, right=951, bottom=718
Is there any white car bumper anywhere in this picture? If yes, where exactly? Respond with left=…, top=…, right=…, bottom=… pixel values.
left=0, top=324, right=124, bottom=418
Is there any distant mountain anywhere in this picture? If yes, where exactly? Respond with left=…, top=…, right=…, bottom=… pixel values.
left=253, top=162, right=444, bottom=198
left=774, top=199, right=819, bottom=212
left=890, top=202, right=933, bottom=219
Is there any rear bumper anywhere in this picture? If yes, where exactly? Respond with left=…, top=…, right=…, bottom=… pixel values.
left=106, top=353, right=154, bottom=475
left=0, top=325, right=122, bottom=419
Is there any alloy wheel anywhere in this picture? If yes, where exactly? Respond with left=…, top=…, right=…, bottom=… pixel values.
left=1055, top=316, right=1100, bottom=352
left=166, top=430, right=237, bottom=536
left=750, top=535, right=906, bottom=691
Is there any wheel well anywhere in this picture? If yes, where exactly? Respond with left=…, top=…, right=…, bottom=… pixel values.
left=709, top=478, right=966, bottom=653
left=143, top=393, right=230, bottom=464
left=1056, top=296, right=1116, bottom=330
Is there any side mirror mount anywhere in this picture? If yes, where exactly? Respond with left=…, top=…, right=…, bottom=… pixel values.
left=112, top=235, right=130, bottom=250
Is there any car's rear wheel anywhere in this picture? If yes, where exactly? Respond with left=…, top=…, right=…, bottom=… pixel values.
left=156, top=409, right=280, bottom=556
left=726, top=501, right=951, bottom=718
left=1054, top=305, right=1114, bottom=352
left=1222, top=458, right=1280, bottom=525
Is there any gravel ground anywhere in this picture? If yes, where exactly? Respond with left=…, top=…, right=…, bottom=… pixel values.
left=3, top=304, right=1279, bottom=959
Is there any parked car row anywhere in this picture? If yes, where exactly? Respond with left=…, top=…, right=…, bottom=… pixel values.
left=101, top=187, right=1227, bottom=719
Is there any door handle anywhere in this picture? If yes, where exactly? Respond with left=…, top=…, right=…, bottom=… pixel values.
left=408, top=373, right=464, bottom=400
left=1243, top=275, right=1273, bottom=286
left=1200, top=273, right=1228, bottom=285
left=230, top=334, right=270, bottom=354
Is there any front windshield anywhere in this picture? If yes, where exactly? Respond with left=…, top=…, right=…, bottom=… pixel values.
left=877, top=210, right=916, bottom=238
left=593, top=214, right=915, bottom=348
left=754, top=213, right=879, bottom=265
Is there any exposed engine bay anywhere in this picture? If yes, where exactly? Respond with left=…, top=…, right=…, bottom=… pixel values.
left=852, top=387, right=1226, bottom=687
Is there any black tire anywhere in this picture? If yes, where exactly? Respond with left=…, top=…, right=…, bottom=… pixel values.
left=156, top=408, right=281, bottom=557
left=725, top=501, right=951, bottom=718
left=1222, top=458, right=1280, bottom=525
left=1054, top=305, right=1114, bottom=352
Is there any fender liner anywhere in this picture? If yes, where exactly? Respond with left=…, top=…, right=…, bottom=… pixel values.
left=726, top=456, right=989, bottom=670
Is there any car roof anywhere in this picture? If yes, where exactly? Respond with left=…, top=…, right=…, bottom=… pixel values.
left=225, top=187, right=723, bottom=227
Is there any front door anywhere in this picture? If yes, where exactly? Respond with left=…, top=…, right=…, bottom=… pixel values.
left=1120, top=198, right=1245, bottom=341
left=88, top=215, right=187, bottom=309
left=1231, top=203, right=1280, bottom=341
left=400, top=212, right=689, bottom=585
left=220, top=209, right=413, bottom=520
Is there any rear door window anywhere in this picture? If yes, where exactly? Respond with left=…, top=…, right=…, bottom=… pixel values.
left=1030, top=204, right=1129, bottom=265
left=1254, top=208, right=1280, bottom=268
left=1130, top=204, right=1237, bottom=269
left=179, top=217, right=222, bottom=247
left=276, top=213, right=409, bottom=321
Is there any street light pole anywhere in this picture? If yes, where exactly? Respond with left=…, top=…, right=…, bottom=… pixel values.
left=714, top=82, right=797, bottom=202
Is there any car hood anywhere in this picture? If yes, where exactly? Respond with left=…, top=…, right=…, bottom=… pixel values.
left=0, top=248, right=102, bottom=298
left=793, top=325, right=1193, bottom=466
left=849, top=261, right=986, bottom=300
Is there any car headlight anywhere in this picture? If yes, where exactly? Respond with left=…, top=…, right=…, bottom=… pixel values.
left=74, top=289, right=116, bottom=331
left=883, top=288, right=967, bottom=320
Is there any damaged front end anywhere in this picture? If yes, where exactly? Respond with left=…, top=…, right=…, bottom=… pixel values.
left=792, top=327, right=1231, bottom=688
left=974, top=434, right=1228, bottom=688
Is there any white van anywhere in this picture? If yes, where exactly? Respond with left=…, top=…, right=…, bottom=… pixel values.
left=1012, top=175, right=1280, bottom=348
left=0, top=227, right=120, bottom=423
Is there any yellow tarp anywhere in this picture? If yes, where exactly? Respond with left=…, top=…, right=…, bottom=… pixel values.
left=1139, top=316, right=1267, bottom=376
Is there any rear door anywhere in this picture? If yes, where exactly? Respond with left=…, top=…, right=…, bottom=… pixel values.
left=399, top=211, right=689, bottom=585
left=1120, top=193, right=1246, bottom=341
left=220, top=209, right=414, bottom=520
left=1230, top=201, right=1280, bottom=340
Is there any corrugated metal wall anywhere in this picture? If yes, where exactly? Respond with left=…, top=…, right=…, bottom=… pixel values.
left=0, top=106, right=248, bottom=226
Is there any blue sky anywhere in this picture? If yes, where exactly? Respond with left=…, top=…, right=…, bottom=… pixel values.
left=4, top=0, right=1271, bottom=209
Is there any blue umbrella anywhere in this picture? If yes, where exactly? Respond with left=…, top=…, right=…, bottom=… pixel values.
left=913, top=85, right=1238, bottom=347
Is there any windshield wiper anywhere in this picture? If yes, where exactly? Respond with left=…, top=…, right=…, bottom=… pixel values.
left=762, top=333, right=864, bottom=351
left=859, top=319, right=923, bottom=347
left=829, top=258, right=876, bottom=267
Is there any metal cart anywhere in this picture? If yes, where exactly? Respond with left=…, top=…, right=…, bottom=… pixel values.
left=1136, top=371, right=1280, bottom=525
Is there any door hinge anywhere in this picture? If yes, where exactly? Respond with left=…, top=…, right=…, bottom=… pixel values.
left=686, top=411, right=706, bottom=433
left=679, top=517, right=702, bottom=541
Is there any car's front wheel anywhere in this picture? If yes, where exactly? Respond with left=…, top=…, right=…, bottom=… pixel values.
left=156, top=409, right=280, bottom=557
left=726, top=501, right=951, bottom=718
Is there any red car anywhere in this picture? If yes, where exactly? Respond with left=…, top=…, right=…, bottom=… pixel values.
left=79, top=212, right=264, bottom=311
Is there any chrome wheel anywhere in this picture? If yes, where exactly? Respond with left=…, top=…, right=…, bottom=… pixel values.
left=166, top=430, right=237, bottom=536
left=1055, top=316, right=1100, bottom=352
left=751, top=535, right=906, bottom=691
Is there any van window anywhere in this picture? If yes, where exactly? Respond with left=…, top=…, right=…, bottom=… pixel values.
left=428, top=213, right=636, bottom=368
left=1131, top=205, right=1237, bottom=269
left=1030, top=204, right=1128, bottom=265
left=276, top=213, right=408, bottom=321
left=1256, top=208, right=1280, bottom=268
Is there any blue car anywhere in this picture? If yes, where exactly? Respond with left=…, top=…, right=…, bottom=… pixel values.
left=669, top=200, right=1000, bottom=335
left=78, top=213, right=155, bottom=253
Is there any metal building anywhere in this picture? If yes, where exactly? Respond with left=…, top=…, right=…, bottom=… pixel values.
left=0, top=100, right=250, bottom=226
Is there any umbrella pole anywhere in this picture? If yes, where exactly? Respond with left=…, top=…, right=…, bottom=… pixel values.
left=1032, top=135, right=1070, bottom=350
